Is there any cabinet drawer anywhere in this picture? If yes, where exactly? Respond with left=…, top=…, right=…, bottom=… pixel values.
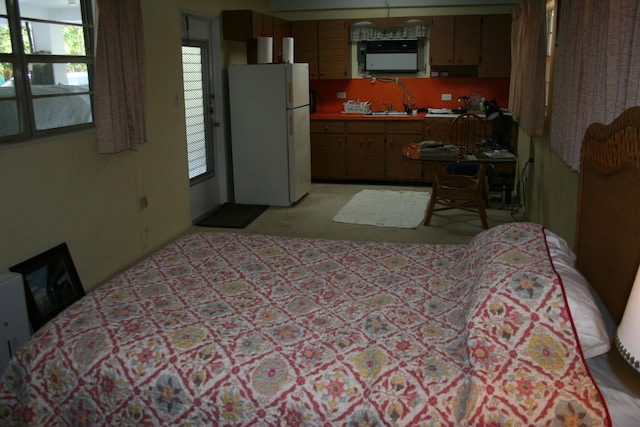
left=346, top=121, right=385, bottom=134
left=311, top=121, right=346, bottom=133
left=386, top=121, right=423, bottom=134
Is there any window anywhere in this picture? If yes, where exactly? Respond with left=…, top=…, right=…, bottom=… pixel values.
left=0, top=0, right=94, bottom=143
left=181, top=42, right=214, bottom=181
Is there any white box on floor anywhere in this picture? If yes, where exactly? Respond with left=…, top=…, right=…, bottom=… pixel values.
left=0, top=272, right=31, bottom=373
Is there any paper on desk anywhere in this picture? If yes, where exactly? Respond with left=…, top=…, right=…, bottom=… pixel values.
left=482, top=149, right=516, bottom=159
left=427, top=108, right=453, bottom=114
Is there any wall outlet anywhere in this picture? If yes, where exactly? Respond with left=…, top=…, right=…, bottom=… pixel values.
left=441, top=93, right=452, bottom=101
left=337, top=92, right=347, bottom=99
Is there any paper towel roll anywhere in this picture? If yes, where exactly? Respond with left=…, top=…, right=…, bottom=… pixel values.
left=282, top=37, right=294, bottom=63
left=257, top=37, right=273, bottom=64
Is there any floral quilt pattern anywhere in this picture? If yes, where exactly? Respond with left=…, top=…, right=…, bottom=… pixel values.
left=0, top=223, right=610, bottom=426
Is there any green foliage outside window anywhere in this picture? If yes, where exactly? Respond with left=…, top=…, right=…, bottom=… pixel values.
left=0, top=24, right=85, bottom=74
left=64, top=25, right=86, bottom=72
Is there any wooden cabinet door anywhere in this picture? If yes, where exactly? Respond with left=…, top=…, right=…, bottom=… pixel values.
left=318, top=20, right=349, bottom=79
left=222, top=10, right=267, bottom=41
left=272, top=17, right=291, bottom=62
left=479, top=15, right=511, bottom=77
left=430, top=15, right=481, bottom=66
left=261, top=13, right=273, bottom=37
left=292, top=21, right=319, bottom=79
left=454, top=15, right=481, bottom=65
left=429, top=16, right=455, bottom=65
left=424, top=117, right=453, bottom=144
left=311, top=133, right=347, bottom=179
left=385, top=133, right=423, bottom=181
left=310, top=121, right=346, bottom=179
left=346, top=133, right=386, bottom=180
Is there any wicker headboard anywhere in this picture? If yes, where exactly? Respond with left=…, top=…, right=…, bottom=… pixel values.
left=575, top=106, right=640, bottom=324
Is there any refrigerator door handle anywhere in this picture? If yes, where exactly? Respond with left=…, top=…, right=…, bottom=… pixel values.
left=288, top=82, right=293, bottom=105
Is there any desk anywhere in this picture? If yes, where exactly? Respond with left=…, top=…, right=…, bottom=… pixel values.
left=402, top=144, right=518, bottom=203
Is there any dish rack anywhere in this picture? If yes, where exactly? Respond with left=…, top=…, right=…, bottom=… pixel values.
left=342, top=100, right=371, bottom=114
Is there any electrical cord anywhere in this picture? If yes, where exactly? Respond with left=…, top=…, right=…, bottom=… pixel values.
left=511, top=159, right=532, bottom=221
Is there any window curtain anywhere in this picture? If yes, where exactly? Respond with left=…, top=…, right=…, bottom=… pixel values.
left=508, top=0, right=547, bottom=137
left=94, top=0, right=146, bottom=153
left=350, top=20, right=429, bottom=41
left=550, top=0, right=640, bottom=171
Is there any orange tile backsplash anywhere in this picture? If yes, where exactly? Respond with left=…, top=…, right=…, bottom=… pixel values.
left=310, top=77, right=510, bottom=114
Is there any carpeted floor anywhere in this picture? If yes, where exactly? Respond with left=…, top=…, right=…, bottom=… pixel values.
left=190, top=183, right=518, bottom=245
left=195, top=203, right=268, bottom=229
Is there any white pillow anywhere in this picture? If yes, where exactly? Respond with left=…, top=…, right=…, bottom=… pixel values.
left=545, top=230, right=611, bottom=358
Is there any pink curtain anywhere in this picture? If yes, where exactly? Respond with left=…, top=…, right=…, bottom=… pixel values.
left=550, top=0, right=640, bottom=171
left=508, top=0, right=547, bottom=137
left=94, top=0, right=146, bottom=153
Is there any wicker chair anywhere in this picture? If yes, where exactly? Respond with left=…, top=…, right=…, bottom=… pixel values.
left=450, top=113, right=487, bottom=154
left=424, top=162, right=491, bottom=228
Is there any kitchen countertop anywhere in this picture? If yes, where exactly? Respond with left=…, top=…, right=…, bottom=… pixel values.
left=310, top=109, right=508, bottom=121
left=425, top=113, right=485, bottom=118
left=311, top=112, right=427, bottom=121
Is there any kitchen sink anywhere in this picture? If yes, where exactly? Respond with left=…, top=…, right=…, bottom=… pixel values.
left=365, top=111, right=410, bottom=116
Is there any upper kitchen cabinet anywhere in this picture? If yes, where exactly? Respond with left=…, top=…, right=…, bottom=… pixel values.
left=479, top=15, right=511, bottom=78
left=292, top=20, right=349, bottom=80
left=292, top=20, right=319, bottom=78
left=272, top=17, right=292, bottom=62
left=222, top=10, right=271, bottom=41
left=429, top=16, right=454, bottom=65
left=222, top=10, right=291, bottom=64
left=318, top=20, right=349, bottom=79
left=430, top=15, right=481, bottom=66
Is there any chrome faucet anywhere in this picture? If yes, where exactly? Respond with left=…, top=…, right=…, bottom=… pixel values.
left=382, top=102, right=393, bottom=111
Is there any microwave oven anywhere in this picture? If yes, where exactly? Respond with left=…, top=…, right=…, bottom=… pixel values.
left=364, top=40, right=418, bottom=72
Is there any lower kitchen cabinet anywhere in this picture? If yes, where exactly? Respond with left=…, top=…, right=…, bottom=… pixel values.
left=347, top=133, right=386, bottom=180
left=310, top=121, right=347, bottom=180
left=386, top=122, right=424, bottom=181
left=311, top=119, right=426, bottom=182
left=311, top=117, right=518, bottom=186
left=424, top=117, right=454, bottom=144
left=346, top=122, right=385, bottom=180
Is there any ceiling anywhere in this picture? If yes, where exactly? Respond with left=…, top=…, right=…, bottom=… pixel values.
left=21, top=0, right=78, bottom=7
left=271, top=0, right=520, bottom=12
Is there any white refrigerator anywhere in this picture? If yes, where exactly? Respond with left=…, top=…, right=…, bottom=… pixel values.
left=228, top=63, right=311, bottom=206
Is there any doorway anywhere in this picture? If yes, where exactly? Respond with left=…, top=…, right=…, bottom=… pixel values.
left=180, top=13, right=229, bottom=222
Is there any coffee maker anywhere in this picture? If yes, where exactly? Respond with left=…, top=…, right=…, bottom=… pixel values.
left=483, top=99, right=512, bottom=149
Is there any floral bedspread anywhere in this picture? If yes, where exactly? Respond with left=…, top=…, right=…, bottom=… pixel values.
left=0, top=223, right=610, bottom=426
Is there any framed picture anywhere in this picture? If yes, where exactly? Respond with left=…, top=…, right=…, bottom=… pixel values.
left=10, top=243, right=85, bottom=332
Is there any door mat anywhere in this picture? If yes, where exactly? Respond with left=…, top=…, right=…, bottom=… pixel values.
left=195, top=203, right=269, bottom=229
left=333, top=189, right=431, bottom=229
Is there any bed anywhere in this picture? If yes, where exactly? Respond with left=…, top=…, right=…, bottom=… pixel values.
left=0, top=85, right=92, bottom=136
left=1, top=108, right=639, bottom=425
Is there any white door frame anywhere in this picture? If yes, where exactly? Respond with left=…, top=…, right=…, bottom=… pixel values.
left=180, top=12, right=229, bottom=222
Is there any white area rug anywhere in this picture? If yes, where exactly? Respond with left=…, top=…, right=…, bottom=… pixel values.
left=333, top=189, right=431, bottom=229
